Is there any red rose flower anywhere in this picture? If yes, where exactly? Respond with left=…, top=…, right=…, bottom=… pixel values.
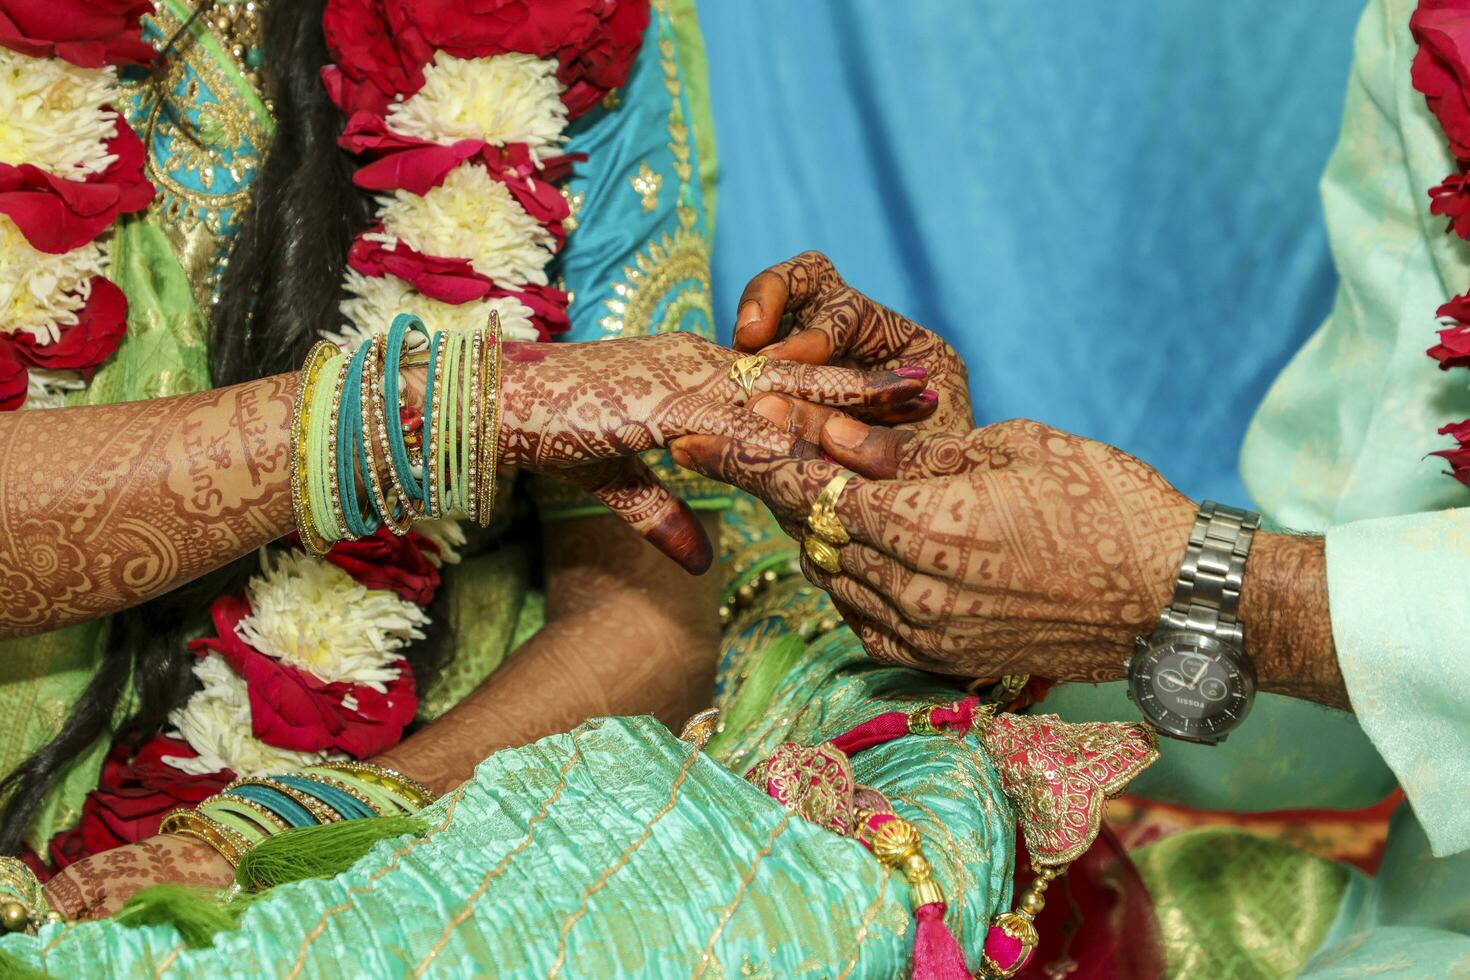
left=1430, top=292, right=1470, bottom=369
left=322, top=0, right=426, bottom=116
left=350, top=230, right=498, bottom=304
left=323, top=526, right=442, bottom=605
left=1412, top=1, right=1470, bottom=159
left=0, top=113, right=153, bottom=254
left=0, top=340, right=27, bottom=411
left=1434, top=417, right=1470, bottom=486
left=1431, top=171, right=1470, bottom=238
left=11, top=276, right=127, bottom=374
left=556, top=0, right=648, bottom=118
left=381, top=0, right=606, bottom=63
left=48, top=735, right=231, bottom=868
left=191, top=596, right=419, bottom=758
left=0, top=0, right=155, bottom=69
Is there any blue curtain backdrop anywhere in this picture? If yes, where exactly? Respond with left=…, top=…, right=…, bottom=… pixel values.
left=700, top=2, right=1364, bottom=505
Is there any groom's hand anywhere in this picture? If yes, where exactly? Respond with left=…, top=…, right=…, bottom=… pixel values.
left=731, top=251, right=974, bottom=433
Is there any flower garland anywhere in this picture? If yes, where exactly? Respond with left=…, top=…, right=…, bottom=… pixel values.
left=1413, top=0, right=1470, bottom=481
left=0, top=0, right=153, bottom=411
left=47, top=0, right=649, bottom=869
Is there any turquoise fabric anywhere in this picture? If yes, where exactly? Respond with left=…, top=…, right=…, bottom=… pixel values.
left=555, top=4, right=713, bottom=343
left=0, top=674, right=1014, bottom=977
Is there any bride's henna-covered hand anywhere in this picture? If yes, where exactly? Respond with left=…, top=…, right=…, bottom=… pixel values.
left=495, top=332, right=930, bottom=573
left=731, top=251, right=973, bottom=432
left=672, top=415, right=1348, bottom=708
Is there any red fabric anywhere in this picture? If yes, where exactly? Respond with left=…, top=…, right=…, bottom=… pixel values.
left=0, top=114, right=153, bottom=254
left=1015, top=827, right=1165, bottom=980
left=1412, top=1, right=1470, bottom=160
left=912, top=902, right=971, bottom=980
left=829, top=711, right=910, bottom=755
left=0, top=0, right=154, bottom=68
left=11, top=276, right=128, bottom=374
left=48, top=736, right=232, bottom=870
left=190, top=596, right=419, bottom=759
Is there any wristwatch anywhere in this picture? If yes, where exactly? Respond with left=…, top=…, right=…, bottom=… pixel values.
left=1127, top=501, right=1260, bottom=744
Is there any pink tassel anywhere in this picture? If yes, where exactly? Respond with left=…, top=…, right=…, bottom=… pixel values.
left=911, top=902, right=971, bottom=980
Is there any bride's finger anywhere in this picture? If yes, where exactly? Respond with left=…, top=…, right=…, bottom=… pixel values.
left=738, top=359, right=929, bottom=409
left=560, top=457, right=713, bottom=575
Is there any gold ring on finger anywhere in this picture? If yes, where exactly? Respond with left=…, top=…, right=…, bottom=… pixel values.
left=729, top=354, right=768, bottom=400
left=803, top=533, right=843, bottom=574
left=806, top=471, right=854, bottom=547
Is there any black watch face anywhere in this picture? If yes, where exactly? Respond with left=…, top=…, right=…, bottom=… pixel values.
left=1129, top=633, right=1254, bottom=741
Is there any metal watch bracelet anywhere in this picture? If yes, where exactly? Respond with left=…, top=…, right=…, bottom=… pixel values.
left=1156, top=501, right=1261, bottom=646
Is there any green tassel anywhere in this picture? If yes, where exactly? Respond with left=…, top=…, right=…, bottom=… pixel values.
left=707, top=631, right=806, bottom=758
left=0, top=948, right=53, bottom=980
left=235, top=815, right=426, bottom=892
left=113, top=884, right=250, bottom=950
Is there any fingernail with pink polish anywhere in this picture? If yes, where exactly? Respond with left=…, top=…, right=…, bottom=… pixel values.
left=821, top=452, right=837, bottom=462
left=919, top=390, right=939, bottom=403
left=895, top=366, right=928, bottom=380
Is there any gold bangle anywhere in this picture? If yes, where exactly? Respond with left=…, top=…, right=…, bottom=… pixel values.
left=465, top=328, right=484, bottom=525
left=160, top=808, right=248, bottom=869
left=292, top=341, right=337, bottom=556
left=477, top=312, right=503, bottom=527
left=315, top=761, right=436, bottom=811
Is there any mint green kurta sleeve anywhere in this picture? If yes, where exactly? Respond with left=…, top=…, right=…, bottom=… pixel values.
left=1240, top=0, right=1470, bottom=860
left=1324, top=509, right=1470, bottom=858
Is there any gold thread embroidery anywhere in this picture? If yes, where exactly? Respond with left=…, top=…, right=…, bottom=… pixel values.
left=547, top=742, right=702, bottom=978
left=630, top=161, right=663, bottom=212
left=690, top=812, right=792, bottom=980
left=153, top=942, right=185, bottom=978
left=410, top=740, right=588, bottom=978
left=833, top=858, right=890, bottom=980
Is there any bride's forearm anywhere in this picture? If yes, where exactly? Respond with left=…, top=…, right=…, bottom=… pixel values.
left=375, top=513, right=722, bottom=794
left=0, top=374, right=300, bottom=640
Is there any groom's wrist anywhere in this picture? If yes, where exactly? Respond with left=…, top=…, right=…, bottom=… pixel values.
left=1239, top=531, right=1349, bottom=708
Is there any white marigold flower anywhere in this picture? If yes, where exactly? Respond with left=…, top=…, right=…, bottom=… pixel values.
left=164, top=655, right=339, bottom=777
left=333, top=269, right=539, bottom=347
left=235, top=550, right=428, bottom=690
left=386, top=52, right=567, bottom=158
left=377, top=163, right=556, bottom=287
left=22, top=368, right=84, bottom=410
left=0, top=216, right=109, bottom=344
left=412, top=516, right=465, bottom=567
left=0, top=51, right=121, bottom=177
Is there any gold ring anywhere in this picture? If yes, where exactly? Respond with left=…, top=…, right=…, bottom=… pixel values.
left=803, top=534, right=843, bottom=574
left=728, top=354, right=768, bottom=400
left=807, top=471, right=853, bottom=546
